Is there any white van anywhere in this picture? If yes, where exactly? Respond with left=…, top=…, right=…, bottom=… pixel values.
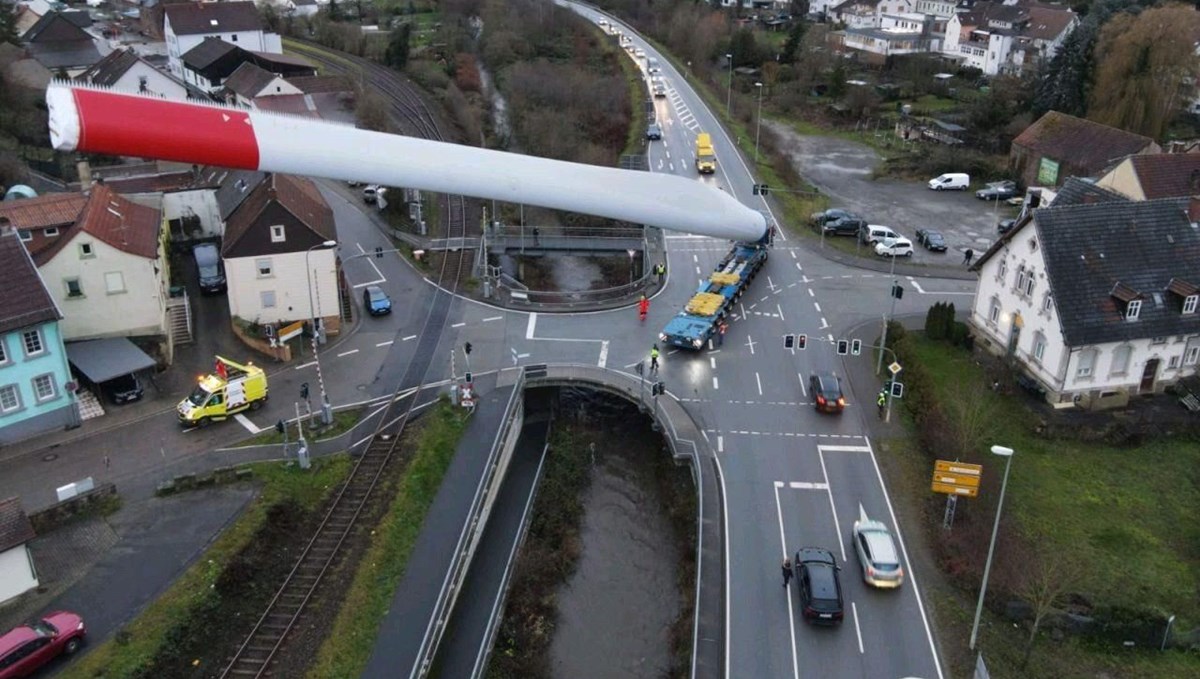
left=928, top=173, right=970, bottom=191
left=859, top=224, right=900, bottom=245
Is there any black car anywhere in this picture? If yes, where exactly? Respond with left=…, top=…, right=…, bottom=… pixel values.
left=915, top=228, right=947, bottom=252
left=646, top=122, right=663, bottom=140
left=975, top=180, right=1018, bottom=201
left=795, top=547, right=844, bottom=625
left=810, top=208, right=860, bottom=228
left=821, top=217, right=867, bottom=237
left=997, top=218, right=1017, bottom=235
left=809, top=372, right=845, bottom=413
left=100, top=373, right=144, bottom=405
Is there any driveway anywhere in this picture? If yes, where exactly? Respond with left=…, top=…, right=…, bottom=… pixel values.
left=765, top=122, right=1020, bottom=264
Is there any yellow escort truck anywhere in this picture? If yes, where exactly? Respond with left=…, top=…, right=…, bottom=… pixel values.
left=178, top=356, right=269, bottom=427
left=695, top=133, right=716, bottom=174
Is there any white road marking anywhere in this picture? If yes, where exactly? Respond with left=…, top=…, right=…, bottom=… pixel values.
left=693, top=254, right=698, bottom=263
left=234, top=413, right=261, bottom=434
left=818, top=445, right=872, bottom=453
left=776, top=303, right=785, bottom=323
left=352, top=242, right=386, bottom=285
left=516, top=352, right=531, bottom=359
left=820, top=318, right=829, bottom=330
left=351, top=280, right=386, bottom=289
left=787, top=481, right=829, bottom=490
left=795, top=262, right=802, bottom=271
left=760, top=296, right=769, bottom=302
left=710, top=357, right=716, bottom=369
left=767, top=276, right=777, bottom=291
left=482, top=316, right=503, bottom=322
left=807, top=288, right=814, bottom=297
left=717, top=435, right=723, bottom=453
left=772, top=484, right=801, bottom=679
left=598, top=340, right=609, bottom=368
left=813, top=302, right=822, bottom=313
left=376, top=340, right=394, bottom=347
left=798, top=373, right=806, bottom=397
left=402, top=335, right=417, bottom=341
left=294, top=361, right=317, bottom=370
left=337, top=349, right=359, bottom=357
left=526, top=312, right=537, bottom=339
left=817, top=447, right=846, bottom=562
left=755, top=372, right=763, bottom=396
left=452, top=322, right=466, bottom=328
left=712, top=376, right=719, bottom=389
left=790, top=250, right=797, bottom=258
left=851, top=602, right=865, bottom=654
left=827, top=333, right=834, bottom=342
left=745, top=335, right=756, bottom=355
left=696, top=266, right=702, bottom=274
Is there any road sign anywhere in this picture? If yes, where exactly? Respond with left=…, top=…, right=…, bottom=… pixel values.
left=931, top=459, right=982, bottom=498
left=278, top=320, right=305, bottom=342
left=888, top=361, right=902, bottom=375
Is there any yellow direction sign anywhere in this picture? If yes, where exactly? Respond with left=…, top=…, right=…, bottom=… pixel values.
left=931, top=459, right=983, bottom=497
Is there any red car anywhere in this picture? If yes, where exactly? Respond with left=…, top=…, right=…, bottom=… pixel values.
left=0, top=611, right=86, bottom=678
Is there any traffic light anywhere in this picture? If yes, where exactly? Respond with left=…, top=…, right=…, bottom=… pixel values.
left=836, top=339, right=849, bottom=355
left=653, top=382, right=666, bottom=396
left=890, top=381, right=904, bottom=398
left=464, top=372, right=473, bottom=384
left=275, top=420, right=285, bottom=434
left=375, top=246, right=383, bottom=258
left=891, top=283, right=904, bottom=300
left=851, top=339, right=862, bottom=356
left=784, top=334, right=795, bottom=349
left=464, top=341, right=473, bottom=355
left=752, top=183, right=770, bottom=196
left=300, top=382, right=310, bottom=400
left=635, top=361, right=644, bottom=376
left=797, top=334, right=807, bottom=350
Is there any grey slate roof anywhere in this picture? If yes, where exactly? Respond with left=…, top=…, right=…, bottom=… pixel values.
left=0, top=228, right=61, bottom=335
left=215, top=170, right=268, bottom=220
left=181, top=36, right=239, bottom=70
left=222, top=61, right=277, bottom=98
left=75, top=48, right=140, bottom=87
left=1050, top=177, right=1128, bottom=207
left=1035, top=198, right=1200, bottom=346
left=0, top=497, right=36, bottom=553
left=164, top=1, right=263, bottom=36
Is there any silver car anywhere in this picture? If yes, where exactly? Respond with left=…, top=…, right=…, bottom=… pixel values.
left=852, top=517, right=904, bottom=588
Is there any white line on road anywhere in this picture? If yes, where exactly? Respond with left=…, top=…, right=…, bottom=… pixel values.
left=337, top=349, right=359, bottom=357
left=798, top=373, right=806, bottom=397
left=772, top=484, right=801, bottom=679
left=234, top=413, right=261, bottom=434
left=755, top=372, right=763, bottom=396
left=482, top=316, right=503, bottom=322
left=790, top=250, right=797, bottom=258
left=787, top=481, right=829, bottom=490
left=820, top=318, right=829, bottom=330
left=598, top=340, right=609, bottom=368
left=693, top=254, right=698, bottom=263
left=294, top=361, right=317, bottom=370
left=696, top=266, right=702, bottom=274
left=745, top=334, right=755, bottom=356
left=376, top=340, right=394, bottom=347
left=351, top=279, right=386, bottom=289
left=516, top=352, right=530, bottom=359
left=451, top=322, right=466, bottom=328
left=776, top=303, right=785, bottom=323
left=851, top=602, right=865, bottom=654
left=717, top=435, right=723, bottom=453
left=402, top=335, right=417, bottom=341
left=712, top=376, right=719, bottom=390
left=813, top=302, right=822, bottom=313
left=795, top=262, right=802, bottom=271
left=710, top=357, right=716, bottom=369
left=818, top=445, right=872, bottom=453
left=526, top=312, right=537, bottom=339
left=767, top=276, right=776, bottom=291
left=817, top=447, right=847, bottom=562
left=807, top=288, right=815, bottom=297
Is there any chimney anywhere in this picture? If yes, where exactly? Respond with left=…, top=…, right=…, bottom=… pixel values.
left=1188, top=196, right=1200, bottom=225
left=76, top=158, right=92, bottom=189
left=1190, top=168, right=1200, bottom=194
left=0, top=216, right=11, bottom=236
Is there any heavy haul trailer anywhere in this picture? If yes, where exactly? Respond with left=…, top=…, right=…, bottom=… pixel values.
left=659, top=235, right=769, bottom=350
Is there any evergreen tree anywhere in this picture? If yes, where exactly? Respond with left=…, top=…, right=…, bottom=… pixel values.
left=386, top=22, right=411, bottom=70
left=1, top=0, right=19, bottom=45
left=780, top=20, right=807, bottom=65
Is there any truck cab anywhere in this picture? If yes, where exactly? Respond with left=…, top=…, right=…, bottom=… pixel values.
left=178, top=356, right=268, bottom=427
left=695, top=133, right=716, bottom=174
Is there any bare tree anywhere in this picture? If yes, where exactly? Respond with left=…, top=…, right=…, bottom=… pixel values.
left=1013, top=548, right=1078, bottom=670
left=355, top=89, right=391, bottom=133
left=942, top=380, right=1000, bottom=458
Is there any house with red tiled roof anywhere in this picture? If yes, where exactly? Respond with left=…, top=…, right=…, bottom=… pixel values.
left=0, top=497, right=39, bottom=602
left=32, top=185, right=173, bottom=347
left=1095, top=153, right=1200, bottom=202
left=0, top=192, right=89, bottom=260
left=220, top=174, right=342, bottom=335
left=1009, top=111, right=1160, bottom=189
left=164, top=1, right=280, bottom=80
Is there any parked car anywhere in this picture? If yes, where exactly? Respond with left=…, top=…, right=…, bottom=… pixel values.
left=0, top=611, right=86, bottom=679
left=809, top=372, right=845, bottom=413
left=928, top=172, right=970, bottom=191
left=362, top=185, right=381, bottom=204
left=915, top=228, right=947, bottom=252
left=997, top=218, right=1017, bottom=235
left=363, top=285, right=392, bottom=316
left=810, top=208, right=860, bottom=227
left=192, top=243, right=225, bottom=294
left=875, top=236, right=914, bottom=257
left=822, top=217, right=866, bottom=237
left=100, top=373, right=143, bottom=405
left=645, top=122, right=663, bottom=140
left=794, top=548, right=844, bottom=625
left=859, top=224, right=900, bottom=245
left=975, top=180, right=1018, bottom=201
left=852, top=517, right=905, bottom=588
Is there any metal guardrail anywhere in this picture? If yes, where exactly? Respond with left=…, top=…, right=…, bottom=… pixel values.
left=413, top=370, right=527, bottom=679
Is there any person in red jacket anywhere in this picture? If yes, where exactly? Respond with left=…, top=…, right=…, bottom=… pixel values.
left=638, top=294, right=650, bottom=321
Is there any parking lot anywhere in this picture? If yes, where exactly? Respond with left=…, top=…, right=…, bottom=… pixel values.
left=765, top=122, right=1022, bottom=265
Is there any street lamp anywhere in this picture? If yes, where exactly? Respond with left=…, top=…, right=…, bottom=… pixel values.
left=306, top=239, right=338, bottom=426
left=876, top=248, right=901, bottom=375
left=725, top=52, right=733, bottom=116
left=754, top=82, right=764, bottom=163
left=969, top=444, right=1015, bottom=650
left=627, top=248, right=637, bottom=285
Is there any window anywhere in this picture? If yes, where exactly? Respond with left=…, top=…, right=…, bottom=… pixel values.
left=0, top=384, right=20, bottom=412
left=1185, top=295, right=1198, bottom=315
left=1015, top=267, right=1027, bottom=292
left=997, top=258, right=1008, bottom=283
left=104, top=271, right=126, bottom=294
left=1168, top=355, right=1180, bottom=369
left=0, top=339, right=6, bottom=365
left=261, top=290, right=277, bottom=308
left=1042, top=293, right=1053, bottom=313
left=1033, top=332, right=1046, bottom=362
left=45, top=227, right=59, bottom=237
left=1029, top=238, right=1038, bottom=252
left=270, top=225, right=285, bottom=243
left=231, top=34, right=237, bottom=42
left=65, top=278, right=83, bottom=298
left=1152, top=336, right=1167, bottom=345
left=17, top=229, right=31, bottom=241
left=22, top=329, right=43, bottom=356
left=988, top=297, right=1000, bottom=324
left=1186, top=345, right=1200, bottom=366
left=1126, top=299, right=1141, bottom=320
left=1023, top=274, right=1035, bottom=297
left=256, top=258, right=273, bottom=278
left=32, top=374, right=56, bottom=401
left=79, top=242, right=94, bottom=258
left=1076, top=349, right=1097, bottom=378
left=1111, top=345, right=1132, bottom=375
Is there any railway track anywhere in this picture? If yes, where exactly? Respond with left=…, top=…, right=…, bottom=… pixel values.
left=220, top=44, right=476, bottom=679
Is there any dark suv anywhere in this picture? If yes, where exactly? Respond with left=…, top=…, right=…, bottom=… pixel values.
left=795, top=548, right=844, bottom=625
left=810, top=209, right=859, bottom=227
left=100, top=373, right=143, bottom=405
left=809, top=372, right=845, bottom=413
left=821, top=217, right=866, bottom=237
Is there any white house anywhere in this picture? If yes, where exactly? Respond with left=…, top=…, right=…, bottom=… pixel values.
left=969, top=179, right=1200, bottom=409
left=0, top=497, right=38, bottom=604
left=34, top=184, right=171, bottom=343
left=164, top=1, right=281, bottom=80
left=221, top=174, right=341, bottom=335
left=943, top=1, right=1076, bottom=75
left=75, top=47, right=188, bottom=99
left=222, top=62, right=303, bottom=107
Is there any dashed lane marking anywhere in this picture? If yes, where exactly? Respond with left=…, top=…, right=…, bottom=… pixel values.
left=337, top=349, right=359, bottom=357
left=376, top=340, right=394, bottom=347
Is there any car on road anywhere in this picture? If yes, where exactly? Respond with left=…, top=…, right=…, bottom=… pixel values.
left=915, top=228, right=947, bottom=252
left=362, top=185, right=381, bottom=204
left=997, top=218, right=1017, bottom=235
left=975, top=180, right=1018, bottom=201
left=100, top=373, right=144, bottom=405
left=645, top=122, right=662, bottom=140
left=875, top=236, right=914, bottom=257
left=0, top=611, right=86, bottom=679
left=635, top=48, right=646, bottom=58
left=809, top=208, right=860, bottom=227
left=858, top=224, right=900, bottom=245
left=652, top=81, right=666, bottom=98
left=809, top=372, right=845, bottom=413
left=363, top=285, right=392, bottom=316
left=821, top=216, right=866, bottom=237
left=928, top=172, right=970, bottom=191
left=852, top=518, right=905, bottom=588
left=794, top=548, right=844, bottom=625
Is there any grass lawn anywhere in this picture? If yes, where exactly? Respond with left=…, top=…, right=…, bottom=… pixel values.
left=60, top=457, right=353, bottom=679
left=241, top=408, right=364, bottom=447
left=906, top=94, right=959, bottom=114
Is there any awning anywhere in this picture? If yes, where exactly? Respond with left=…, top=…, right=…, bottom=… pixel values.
left=67, top=338, right=156, bottom=384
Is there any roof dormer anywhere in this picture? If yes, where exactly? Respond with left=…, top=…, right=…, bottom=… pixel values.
left=1111, top=282, right=1143, bottom=321
left=1166, top=278, right=1198, bottom=315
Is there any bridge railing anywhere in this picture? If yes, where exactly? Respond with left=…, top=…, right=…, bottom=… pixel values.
left=488, top=223, right=646, bottom=241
